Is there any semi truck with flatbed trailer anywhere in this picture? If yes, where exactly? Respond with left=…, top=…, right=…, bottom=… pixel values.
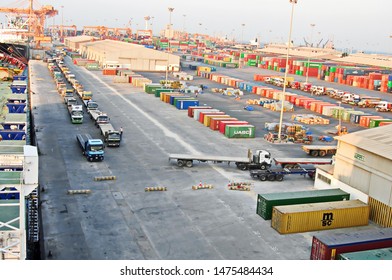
left=89, top=110, right=109, bottom=126
left=98, top=123, right=121, bottom=147
left=250, top=165, right=317, bottom=181
left=68, top=104, right=83, bottom=124
left=168, top=149, right=334, bottom=170
left=302, top=145, right=337, bottom=157
left=76, top=134, right=105, bottom=161
left=83, top=100, right=99, bottom=112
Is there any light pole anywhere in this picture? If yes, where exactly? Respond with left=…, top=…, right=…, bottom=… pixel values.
left=60, top=5, right=64, bottom=40
left=198, top=23, right=202, bottom=56
left=241, top=23, right=245, bottom=43
left=337, top=101, right=342, bottom=132
left=168, top=7, right=174, bottom=29
left=305, top=23, right=315, bottom=83
left=277, top=0, right=297, bottom=142
left=183, top=14, right=186, bottom=33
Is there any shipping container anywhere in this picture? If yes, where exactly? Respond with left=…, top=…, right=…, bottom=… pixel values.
left=257, top=189, right=350, bottom=220
left=369, top=119, right=392, bottom=128
left=338, top=247, right=392, bottom=260
left=224, top=124, right=255, bottom=138
left=171, top=96, right=191, bottom=106
left=210, top=117, right=238, bottom=130
left=187, top=106, right=212, bottom=117
left=199, top=112, right=226, bottom=124
left=311, top=228, right=392, bottom=260
left=219, top=120, right=249, bottom=134
left=175, top=99, right=199, bottom=110
left=157, top=88, right=175, bottom=99
left=194, top=109, right=220, bottom=121
left=271, top=200, right=369, bottom=234
left=203, top=114, right=230, bottom=127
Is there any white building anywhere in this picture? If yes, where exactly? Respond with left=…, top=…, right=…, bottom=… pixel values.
left=315, top=124, right=392, bottom=227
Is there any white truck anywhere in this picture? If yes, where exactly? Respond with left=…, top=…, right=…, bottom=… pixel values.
left=68, top=104, right=83, bottom=124
left=375, top=101, right=392, bottom=112
left=89, top=110, right=109, bottom=127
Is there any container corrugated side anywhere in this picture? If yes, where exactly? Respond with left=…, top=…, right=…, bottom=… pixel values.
left=272, top=200, right=369, bottom=234
left=338, top=247, right=392, bottom=260
left=187, top=106, right=212, bottom=117
left=210, top=118, right=238, bottom=130
left=257, top=189, right=350, bottom=220
left=205, top=115, right=231, bottom=127
left=225, top=125, right=255, bottom=138
left=311, top=228, right=392, bottom=260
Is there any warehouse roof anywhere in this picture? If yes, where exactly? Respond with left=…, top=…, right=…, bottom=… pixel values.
left=64, top=35, right=99, bottom=43
left=80, top=39, right=179, bottom=62
left=332, top=53, right=392, bottom=69
left=257, top=44, right=392, bottom=68
left=336, top=124, right=392, bottom=161
left=257, top=44, right=342, bottom=60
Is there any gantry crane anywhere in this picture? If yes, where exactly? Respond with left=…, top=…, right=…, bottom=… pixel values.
left=0, top=0, right=58, bottom=47
left=48, top=25, right=77, bottom=38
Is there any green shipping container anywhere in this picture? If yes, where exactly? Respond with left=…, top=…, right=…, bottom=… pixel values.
left=155, top=88, right=174, bottom=98
left=172, top=96, right=191, bottom=106
left=224, top=125, right=255, bottom=138
left=144, top=83, right=162, bottom=94
left=338, top=247, right=392, bottom=260
left=257, top=189, right=350, bottom=220
left=369, top=119, right=392, bottom=128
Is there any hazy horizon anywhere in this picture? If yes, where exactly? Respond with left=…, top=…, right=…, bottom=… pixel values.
left=1, top=0, right=391, bottom=54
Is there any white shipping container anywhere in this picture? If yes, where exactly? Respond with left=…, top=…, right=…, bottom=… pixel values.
left=322, top=105, right=340, bottom=116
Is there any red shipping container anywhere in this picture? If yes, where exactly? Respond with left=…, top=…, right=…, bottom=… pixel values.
left=303, top=99, right=317, bottom=110
left=210, top=118, right=238, bottom=130
left=187, top=106, right=212, bottom=118
left=219, top=121, right=249, bottom=134
left=310, top=228, right=392, bottom=260
left=379, top=122, right=392, bottom=127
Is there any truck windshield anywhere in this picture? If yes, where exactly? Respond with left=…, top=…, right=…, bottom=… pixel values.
left=90, top=144, right=104, bottom=151
left=108, top=133, right=121, bottom=141
left=88, top=103, right=98, bottom=110
left=72, top=111, right=83, bottom=116
left=98, top=116, right=109, bottom=122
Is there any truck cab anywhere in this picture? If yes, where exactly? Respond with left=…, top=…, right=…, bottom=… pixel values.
left=77, top=134, right=105, bottom=161
left=375, top=101, right=392, bottom=112
left=69, top=105, right=84, bottom=124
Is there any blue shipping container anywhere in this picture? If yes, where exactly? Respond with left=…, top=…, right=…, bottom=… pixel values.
left=176, top=100, right=199, bottom=110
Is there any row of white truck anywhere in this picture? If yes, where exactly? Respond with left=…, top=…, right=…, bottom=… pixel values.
left=57, top=58, right=122, bottom=147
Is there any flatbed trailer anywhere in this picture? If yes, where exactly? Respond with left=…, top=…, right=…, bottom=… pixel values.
left=89, top=109, right=109, bottom=126
left=302, top=145, right=337, bottom=157
left=250, top=166, right=316, bottom=181
left=273, top=158, right=333, bottom=168
left=168, top=153, right=251, bottom=168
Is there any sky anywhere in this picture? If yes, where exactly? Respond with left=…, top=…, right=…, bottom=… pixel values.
left=1, top=0, right=392, bottom=53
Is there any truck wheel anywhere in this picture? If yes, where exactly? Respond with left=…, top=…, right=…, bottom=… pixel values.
left=177, top=160, right=185, bottom=167
left=319, top=150, right=327, bottom=157
left=259, top=175, right=267, bottom=181
left=260, top=164, right=267, bottom=170
left=237, top=164, right=248, bottom=171
left=310, top=150, right=319, bottom=157
left=185, top=160, right=193, bottom=168
left=268, top=174, right=276, bottom=181
left=276, top=174, right=284, bottom=181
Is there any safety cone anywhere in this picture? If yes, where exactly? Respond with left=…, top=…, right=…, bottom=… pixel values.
left=199, top=181, right=203, bottom=187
